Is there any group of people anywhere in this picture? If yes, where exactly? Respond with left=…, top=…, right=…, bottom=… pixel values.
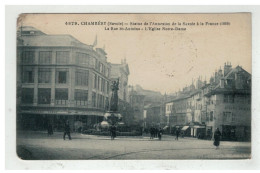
left=150, top=127, right=163, bottom=140
left=47, top=120, right=223, bottom=149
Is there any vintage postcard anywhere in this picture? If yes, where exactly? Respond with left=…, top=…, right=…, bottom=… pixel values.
left=15, top=13, right=251, bottom=162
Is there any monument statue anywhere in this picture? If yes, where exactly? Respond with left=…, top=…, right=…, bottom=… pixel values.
left=110, top=78, right=119, bottom=112
left=101, top=78, right=123, bottom=128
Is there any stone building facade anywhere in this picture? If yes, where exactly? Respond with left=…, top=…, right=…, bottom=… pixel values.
left=165, top=63, right=251, bottom=141
left=17, top=26, right=112, bottom=131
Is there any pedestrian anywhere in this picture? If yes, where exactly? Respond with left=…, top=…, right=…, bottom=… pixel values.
left=150, top=127, right=154, bottom=139
left=110, top=125, right=117, bottom=140
left=47, top=123, right=53, bottom=136
left=63, top=120, right=72, bottom=140
left=155, top=128, right=158, bottom=138
left=213, top=128, right=221, bottom=149
left=158, top=127, right=163, bottom=140
left=175, top=128, right=180, bottom=140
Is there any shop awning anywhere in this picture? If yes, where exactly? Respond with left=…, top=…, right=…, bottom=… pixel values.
left=193, top=126, right=206, bottom=129
left=163, top=126, right=169, bottom=130
left=181, top=126, right=189, bottom=131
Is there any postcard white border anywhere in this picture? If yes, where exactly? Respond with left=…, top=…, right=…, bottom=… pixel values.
left=5, top=5, right=260, bottom=170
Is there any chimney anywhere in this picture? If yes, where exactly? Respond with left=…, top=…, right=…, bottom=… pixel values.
left=214, top=70, right=218, bottom=83
left=218, top=67, right=223, bottom=77
left=224, top=62, right=232, bottom=76
left=220, top=78, right=225, bottom=88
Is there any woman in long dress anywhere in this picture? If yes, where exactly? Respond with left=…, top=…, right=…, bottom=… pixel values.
left=214, top=128, right=221, bottom=149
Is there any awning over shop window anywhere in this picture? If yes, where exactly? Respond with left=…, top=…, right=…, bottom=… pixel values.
left=163, top=126, right=169, bottom=130
left=193, top=126, right=206, bottom=129
left=181, top=126, right=189, bottom=131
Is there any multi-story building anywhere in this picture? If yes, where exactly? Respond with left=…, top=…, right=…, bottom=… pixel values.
left=164, top=62, right=251, bottom=141
left=129, top=88, right=145, bottom=125
left=17, top=26, right=111, bottom=131
left=203, top=63, right=251, bottom=141
left=143, top=104, right=161, bottom=128
left=165, top=92, right=191, bottom=134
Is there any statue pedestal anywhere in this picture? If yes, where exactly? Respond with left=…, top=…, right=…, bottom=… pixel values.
left=101, top=111, right=123, bottom=128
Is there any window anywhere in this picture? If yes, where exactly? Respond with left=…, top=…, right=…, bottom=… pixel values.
left=100, top=63, right=103, bottom=73
left=92, top=92, right=96, bottom=107
left=101, top=78, right=105, bottom=92
left=55, top=88, right=68, bottom=105
left=104, top=67, right=107, bottom=76
left=99, top=77, right=102, bottom=91
left=223, top=112, right=232, bottom=122
left=97, top=94, right=104, bottom=108
left=38, top=88, right=51, bottom=104
left=97, top=76, right=100, bottom=90
left=22, top=67, right=34, bottom=83
left=21, top=88, right=34, bottom=104
left=38, top=68, right=51, bottom=83
left=102, top=65, right=105, bottom=74
left=231, top=113, right=236, bottom=122
left=56, top=51, right=69, bottom=64
left=75, top=70, right=89, bottom=86
left=206, top=113, right=209, bottom=121
left=21, top=51, right=34, bottom=64
left=94, top=74, right=97, bottom=89
left=58, top=72, right=67, bottom=83
left=95, top=59, right=98, bottom=70
left=107, top=68, right=110, bottom=77
left=98, top=62, right=101, bottom=72
left=224, top=94, right=234, bottom=103
left=225, top=79, right=233, bottom=87
left=76, top=52, right=89, bottom=65
left=210, top=111, right=214, bottom=121
left=75, top=90, right=88, bottom=106
left=106, top=81, right=109, bottom=94
left=39, top=51, right=52, bottom=64
left=56, top=69, right=68, bottom=84
left=97, top=94, right=100, bottom=108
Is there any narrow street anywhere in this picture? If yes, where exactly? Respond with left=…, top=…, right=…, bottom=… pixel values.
left=17, top=131, right=251, bottom=160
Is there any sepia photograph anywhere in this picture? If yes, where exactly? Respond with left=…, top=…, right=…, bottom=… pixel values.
left=15, top=13, right=252, bottom=161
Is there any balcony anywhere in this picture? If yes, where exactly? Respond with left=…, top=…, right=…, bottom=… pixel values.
left=55, top=100, right=68, bottom=105
left=75, top=100, right=88, bottom=106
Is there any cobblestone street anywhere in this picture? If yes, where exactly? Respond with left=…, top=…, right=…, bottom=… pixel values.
left=17, top=131, right=251, bottom=160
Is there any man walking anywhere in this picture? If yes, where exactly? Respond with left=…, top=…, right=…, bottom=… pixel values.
left=175, top=128, right=180, bottom=140
left=158, top=127, right=163, bottom=140
left=63, top=120, right=72, bottom=140
left=110, top=124, right=117, bottom=140
left=150, top=127, right=154, bottom=139
left=47, top=123, right=53, bottom=136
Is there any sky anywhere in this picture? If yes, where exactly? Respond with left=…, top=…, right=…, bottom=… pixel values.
left=18, top=13, right=251, bottom=94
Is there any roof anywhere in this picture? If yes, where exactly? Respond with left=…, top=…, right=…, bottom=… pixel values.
left=18, top=34, right=93, bottom=49
left=213, top=65, right=251, bottom=90
left=165, top=93, right=191, bottom=103
left=204, top=88, right=251, bottom=96
left=189, top=89, right=201, bottom=96
left=96, top=48, right=107, bottom=55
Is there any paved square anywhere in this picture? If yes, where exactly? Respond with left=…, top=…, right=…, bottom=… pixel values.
left=17, top=131, right=251, bottom=160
